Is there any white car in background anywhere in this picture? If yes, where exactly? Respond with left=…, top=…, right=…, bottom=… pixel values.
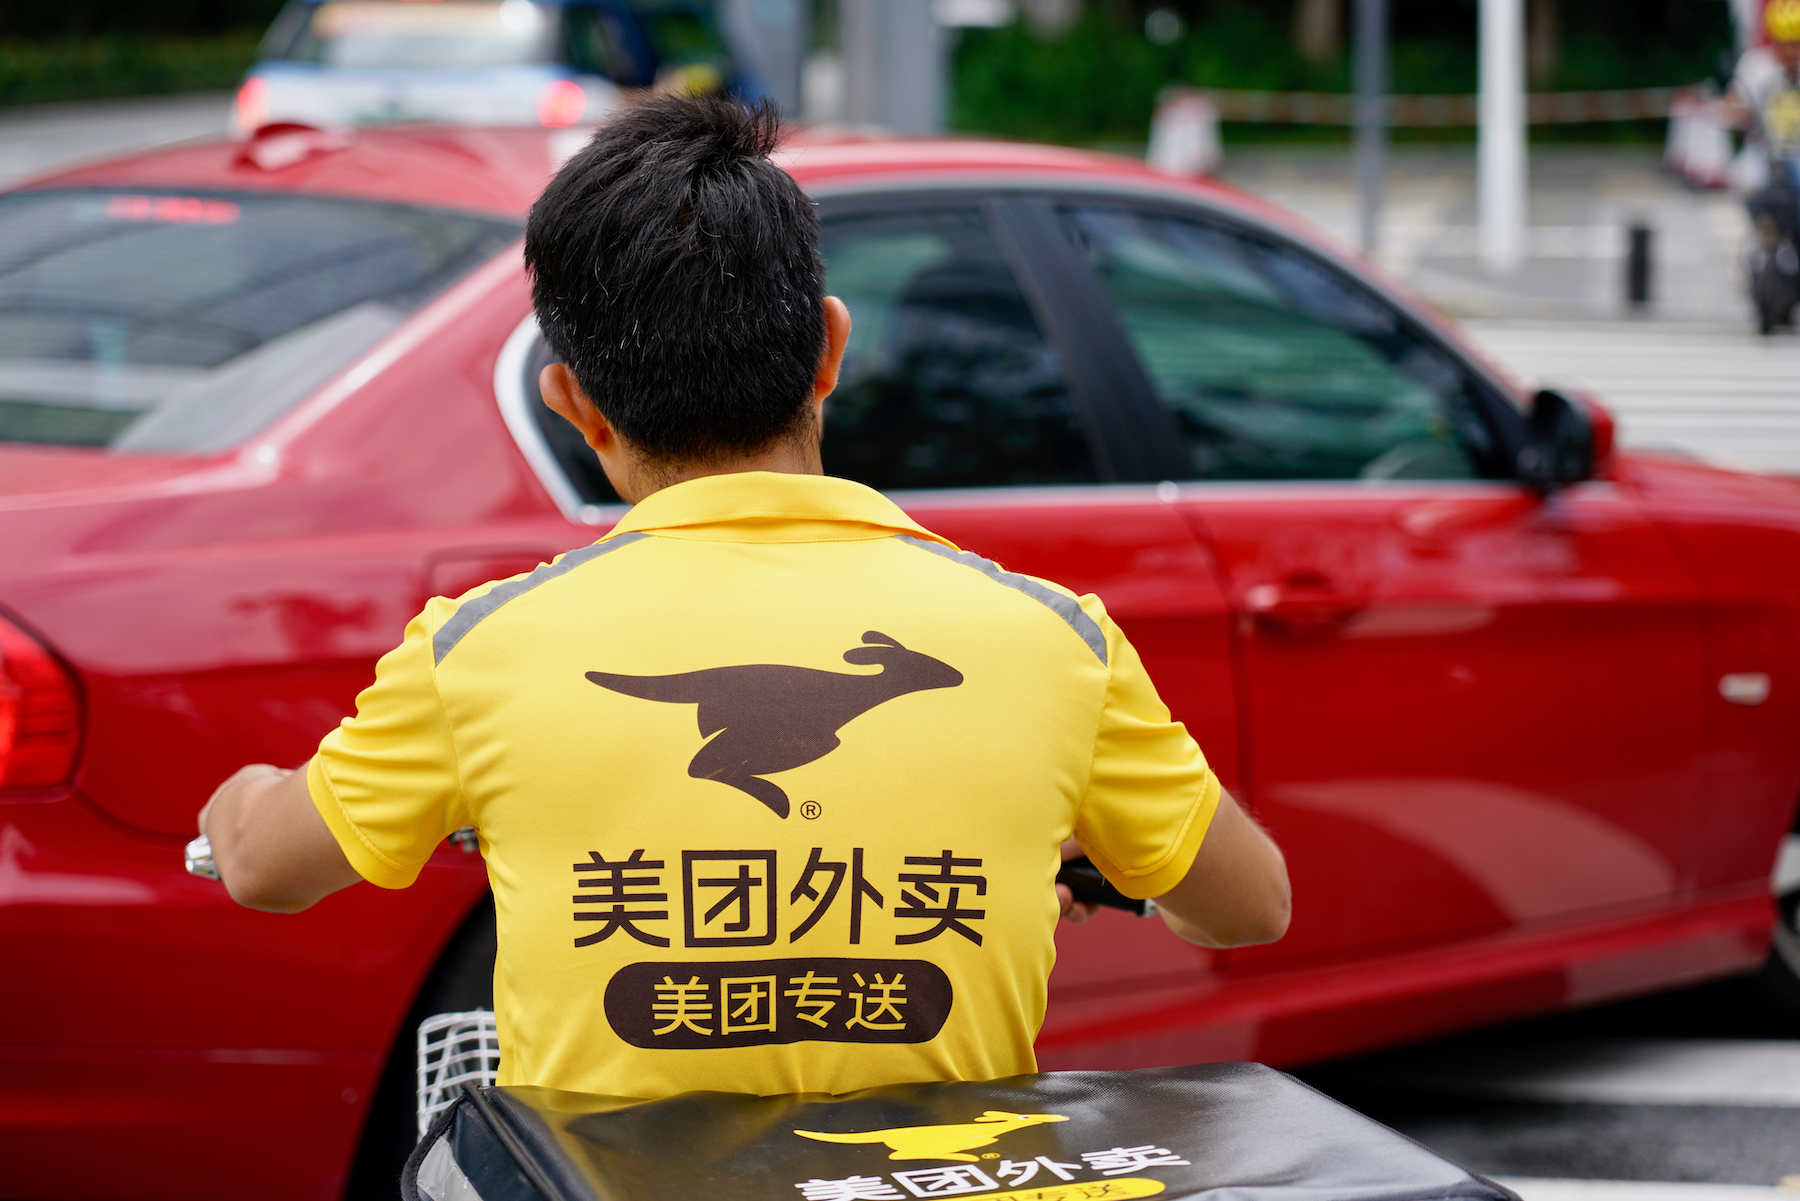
left=232, top=0, right=742, bottom=134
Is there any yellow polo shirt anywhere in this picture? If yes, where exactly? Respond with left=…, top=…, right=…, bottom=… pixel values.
left=307, top=472, right=1218, bottom=1099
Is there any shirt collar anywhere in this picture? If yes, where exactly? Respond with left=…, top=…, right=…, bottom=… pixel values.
left=601, top=471, right=957, bottom=547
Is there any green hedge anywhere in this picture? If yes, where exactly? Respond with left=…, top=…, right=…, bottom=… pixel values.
left=0, top=0, right=1736, bottom=137
left=951, top=0, right=1734, bottom=147
left=0, top=34, right=261, bottom=106
left=0, top=0, right=283, bottom=38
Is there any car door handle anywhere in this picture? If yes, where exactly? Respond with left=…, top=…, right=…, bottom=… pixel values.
left=1244, top=573, right=1366, bottom=637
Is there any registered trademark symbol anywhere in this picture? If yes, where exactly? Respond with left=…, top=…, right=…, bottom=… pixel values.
left=800, top=800, right=822, bottom=820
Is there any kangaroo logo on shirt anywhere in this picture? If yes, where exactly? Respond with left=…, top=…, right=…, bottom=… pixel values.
left=585, top=631, right=963, bottom=818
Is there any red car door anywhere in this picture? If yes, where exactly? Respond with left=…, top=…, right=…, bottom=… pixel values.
left=1049, top=202, right=1712, bottom=992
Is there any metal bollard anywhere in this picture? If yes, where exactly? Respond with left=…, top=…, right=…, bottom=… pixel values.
left=1626, top=223, right=1653, bottom=307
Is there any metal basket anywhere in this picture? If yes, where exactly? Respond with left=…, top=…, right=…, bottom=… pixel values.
left=416, top=1010, right=500, bottom=1138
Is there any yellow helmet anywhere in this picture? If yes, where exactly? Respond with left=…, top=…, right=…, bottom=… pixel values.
left=1768, top=0, right=1800, bottom=44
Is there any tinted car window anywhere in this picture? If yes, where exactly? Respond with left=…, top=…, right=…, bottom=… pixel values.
left=0, top=189, right=518, bottom=452
left=820, top=208, right=1096, bottom=490
left=522, top=332, right=622, bottom=506
left=1062, top=205, right=1506, bottom=481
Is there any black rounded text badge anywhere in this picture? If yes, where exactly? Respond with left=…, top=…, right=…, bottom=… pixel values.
left=604, top=957, right=952, bottom=1049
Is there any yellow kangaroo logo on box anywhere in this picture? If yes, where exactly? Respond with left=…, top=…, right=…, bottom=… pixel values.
left=794, top=1111, right=1069, bottom=1161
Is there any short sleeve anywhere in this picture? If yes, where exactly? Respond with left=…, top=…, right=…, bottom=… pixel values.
left=1074, top=601, right=1220, bottom=900
left=307, top=600, right=468, bottom=889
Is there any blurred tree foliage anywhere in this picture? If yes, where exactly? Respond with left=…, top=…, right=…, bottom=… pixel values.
left=0, top=0, right=282, bottom=105
left=0, top=0, right=283, bottom=37
left=952, top=0, right=1736, bottom=144
left=0, top=34, right=264, bottom=105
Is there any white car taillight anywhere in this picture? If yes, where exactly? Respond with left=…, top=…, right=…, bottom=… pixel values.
left=0, top=615, right=81, bottom=791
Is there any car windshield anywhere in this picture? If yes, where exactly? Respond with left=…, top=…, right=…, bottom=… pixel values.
left=0, top=188, right=520, bottom=453
left=280, top=0, right=558, bottom=70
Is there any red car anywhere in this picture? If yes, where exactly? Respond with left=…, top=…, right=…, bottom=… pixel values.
left=4, top=123, right=1797, bottom=1201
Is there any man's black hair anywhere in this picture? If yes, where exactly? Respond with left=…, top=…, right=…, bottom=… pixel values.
left=524, top=94, right=826, bottom=465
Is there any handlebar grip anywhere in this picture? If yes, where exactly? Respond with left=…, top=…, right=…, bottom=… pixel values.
left=1056, top=856, right=1153, bottom=917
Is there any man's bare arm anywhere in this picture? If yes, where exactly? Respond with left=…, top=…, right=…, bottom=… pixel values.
left=198, top=761, right=363, bottom=913
left=1152, top=788, right=1290, bottom=948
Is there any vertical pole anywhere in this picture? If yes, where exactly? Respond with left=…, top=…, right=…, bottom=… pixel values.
left=838, top=0, right=944, bottom=133
left=1479, top=0, right=1527, bottom=273
left=1353, top=0, right=1388, bottom=257
left=722, top=0, right=810, bottom=116
left=841, top=0, right=881, bottom=125
left=1731, top=0, right=1760, bottom=53
left=887, top=0, right=946, bottom=134
left=1626, top=223, right=1653, bottom=307
left=779, top=0, right=812, bottom=119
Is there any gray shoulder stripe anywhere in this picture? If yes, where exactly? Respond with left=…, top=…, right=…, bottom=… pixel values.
left=893, top=534, right=1107, bottom=664
left=433, top=531, right=650, bottom=665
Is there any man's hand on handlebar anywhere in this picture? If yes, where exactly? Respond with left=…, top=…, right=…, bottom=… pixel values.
left=1055, top=790, right=1290, bottom=947
left=1056, top=837, right=1102, bottom=925
left=198, top=759, right=362, bottom=913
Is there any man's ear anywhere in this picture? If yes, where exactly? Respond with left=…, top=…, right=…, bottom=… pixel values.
left=539, top=363, right=615, bottom=454
left=810, top=297, right=852, bottom=420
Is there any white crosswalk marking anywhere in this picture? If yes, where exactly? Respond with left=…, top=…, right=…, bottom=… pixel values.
left=1461, top=320, right=1800, bottom=475
left=1498, top=1179, right=1792, bottom=1201
left=1471, top=1040, right=1800, bottom=1107
left=1363, top=1038, right=1800, bottom=1107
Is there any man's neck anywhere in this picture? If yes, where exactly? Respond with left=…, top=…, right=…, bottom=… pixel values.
left=615, top=439, right=823, bottom=505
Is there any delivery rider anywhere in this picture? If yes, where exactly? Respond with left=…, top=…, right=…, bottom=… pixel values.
left=197, top=95, right=1291, bottom=1101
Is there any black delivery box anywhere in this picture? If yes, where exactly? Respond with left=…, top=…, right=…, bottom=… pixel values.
left=404, top=1063, right=1515, bottom=1201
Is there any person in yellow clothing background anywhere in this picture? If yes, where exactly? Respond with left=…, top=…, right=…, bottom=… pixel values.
left=1726, top=0, right=1800, bottom=188
left=197, top=95, right=1290, bottom=1103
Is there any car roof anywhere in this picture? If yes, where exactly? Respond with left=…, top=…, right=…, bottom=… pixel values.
left=15, top=122, right=1493, bottom=390
left=17, top=124, right=1298, bottom=231
left=22, top=126, right=569, bottom=217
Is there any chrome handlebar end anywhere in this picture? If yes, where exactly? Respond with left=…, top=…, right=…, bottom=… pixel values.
left=185, top=834, right=221, bottom=881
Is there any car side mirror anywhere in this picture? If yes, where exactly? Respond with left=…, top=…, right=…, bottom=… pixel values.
left=1517, top=388, right=1600, bottom=487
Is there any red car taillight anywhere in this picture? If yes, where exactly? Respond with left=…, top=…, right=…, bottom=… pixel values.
left=233, top=76, right=270, bottom=137
left=0, top=616, right=81, bottom=791
left=537, top=79, right=587, bottom=128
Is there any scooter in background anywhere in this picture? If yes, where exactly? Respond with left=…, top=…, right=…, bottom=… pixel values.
left=1747, top=154, right=1800, bottom=333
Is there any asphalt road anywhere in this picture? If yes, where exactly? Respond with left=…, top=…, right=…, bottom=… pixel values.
left=1297, top=964, right=1800, bottom=1198
left=0, top=92, right=230, bottom=188
left=5, top=95, right=1797, bottom=1198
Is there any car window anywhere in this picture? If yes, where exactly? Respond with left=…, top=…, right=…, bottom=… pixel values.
left=520, top=332, right=623, bottom=506
left=0, top=189, right=519, bottom=452
left=1060, top=205, right=1507, bottom=481
left=819, top=207, right=1097, bottom=490
left=274, top=0, right=559, bottom=70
